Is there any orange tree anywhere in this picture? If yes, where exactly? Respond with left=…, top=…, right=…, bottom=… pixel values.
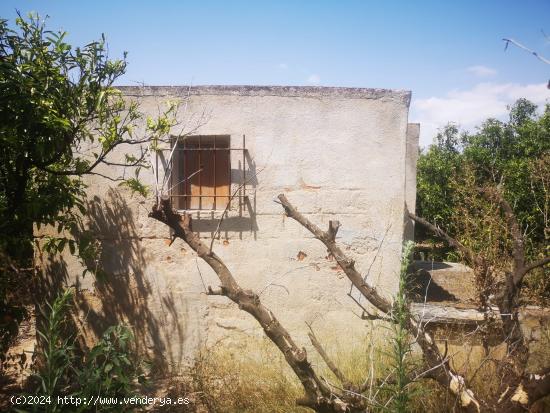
left=0, top=13, right=170, bottom=356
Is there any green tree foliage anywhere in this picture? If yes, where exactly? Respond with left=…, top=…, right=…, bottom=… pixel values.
left=416, top=99, right=550, bottom=301
left=0, top=13, right=141, bottom=259
left=0, top=13, right=175, bottom=357
left=415, top=124, right=462, bottom=229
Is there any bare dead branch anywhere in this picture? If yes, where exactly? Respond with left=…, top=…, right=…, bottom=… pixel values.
left=408, top=212, right=481, bottom=267
left=149, top=197, right=359, bottom=412
left=406, top=363, right=436, bottom=382
left=503, top=38, right=550, bottom=65
left=517, top=256, right=550, bottom=284
left=328, top=220, right=340, bottom=242
left=360, top=312, right=387, bottom=321
left=278, top=194, right=392, bottom=315
left=346, top=292, right=390, bottom=321
left=278, top=193, right=483, bottom=412
left=206, top=286, right=224, bottom=296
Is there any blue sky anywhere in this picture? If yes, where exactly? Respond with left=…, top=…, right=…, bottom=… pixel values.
left=1, top=0, right=549, bottom=145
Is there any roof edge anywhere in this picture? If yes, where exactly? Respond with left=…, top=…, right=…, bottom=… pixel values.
left=116, top=85, right=411, bottom=106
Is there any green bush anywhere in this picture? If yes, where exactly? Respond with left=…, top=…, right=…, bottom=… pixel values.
left=21, top=289, right=144, bottom=413
left=416, top=99, right=549, bottom=302
left=76, top=325, right=146, bottom=412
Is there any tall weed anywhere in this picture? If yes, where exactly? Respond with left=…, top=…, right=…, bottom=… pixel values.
left=22, top=289, right=143, bottom=412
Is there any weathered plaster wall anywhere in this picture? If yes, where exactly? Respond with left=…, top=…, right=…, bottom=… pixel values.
left=48, top=86, right=415, bottom=371
left=404, top=123, right=420, bottom=241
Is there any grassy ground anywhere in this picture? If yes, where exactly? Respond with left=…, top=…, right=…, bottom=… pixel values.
left=155, top=333, right=444, bottom=413
left=4, top=320, right=548, bottom=412
left=148, top=321, right=550, bottom=413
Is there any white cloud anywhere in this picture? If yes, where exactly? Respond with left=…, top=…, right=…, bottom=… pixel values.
left=411, top=82, right=549, bottom=147
left=466, top=65, right=497, bottom=77
left=307, top=74, right=321, bottom=84
left=278, top=63, right=288, bottom=70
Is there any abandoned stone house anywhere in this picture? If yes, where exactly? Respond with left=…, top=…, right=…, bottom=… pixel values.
left=48, top=85, right=420, bottom=371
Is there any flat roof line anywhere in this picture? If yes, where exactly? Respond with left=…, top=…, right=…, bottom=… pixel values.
left=116, top=85, right=411, bottom=105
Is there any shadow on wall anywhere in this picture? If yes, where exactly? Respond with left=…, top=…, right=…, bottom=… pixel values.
left=39, top=189, right=189, bottom=375
left=192, top=153, right=259, bottom=239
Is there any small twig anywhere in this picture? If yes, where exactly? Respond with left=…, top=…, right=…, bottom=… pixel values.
left=195, top=258, right=207, bottom=293
left=261, top=283, right=289, bottom=295
left=209, top=165, right=265, bottom=253
left=503, top=38, right=550, bottom=65
left=258, top=264, right=311, bottom=296
left=166, top=167, right=203, bottom=193
left=306, top=321, right=350, bottom=387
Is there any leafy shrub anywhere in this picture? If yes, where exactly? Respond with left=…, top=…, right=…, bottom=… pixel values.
left=76, top=325, right=146, bottom=412
left=24, top=289, right=144, bottom=412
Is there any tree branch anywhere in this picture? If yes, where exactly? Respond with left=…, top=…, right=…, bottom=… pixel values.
left=278, top=193, right=482, bottom=412
left=503, top=38, right=550, bottom=66
left=206, top=286, right=225, bottom=296
left=278, top=194, right=391, bottom=315
left=149, top=197, right=358, bottom=412
left=517, top=257, right=550, bottom=283
left=408, top=212, right=481, bottom=267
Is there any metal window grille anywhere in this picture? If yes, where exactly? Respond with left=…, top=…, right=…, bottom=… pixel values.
left=169, top=135, right=247, bottom=211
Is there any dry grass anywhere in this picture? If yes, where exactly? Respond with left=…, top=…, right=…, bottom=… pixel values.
left=145, top=322, right=550, bottom=413
left=189, top=338, right=308, bottom=413
left=180, top=331, right=442, bottom=413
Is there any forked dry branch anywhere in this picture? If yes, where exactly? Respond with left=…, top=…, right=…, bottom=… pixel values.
left=277, top=194, right=482, bottom=412
left=149, top=197, right=364, bottom=413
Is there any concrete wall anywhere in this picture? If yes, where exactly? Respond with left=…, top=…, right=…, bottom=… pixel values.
left=45, top=86, right=415, bottom=372
left=404, top=123, right=420, bottom=241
